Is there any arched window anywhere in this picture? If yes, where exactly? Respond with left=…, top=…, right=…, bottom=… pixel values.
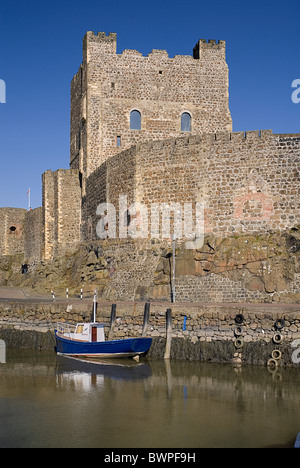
left=181, top=112, right=191, bottom=132
left=130, top=110, right=141, bottom=130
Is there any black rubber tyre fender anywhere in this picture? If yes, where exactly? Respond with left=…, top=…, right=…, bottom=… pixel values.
left=234, top=326, right=243, bottom=337
left=275, top=319, right=285, bottom=331
left=273, top=333, right=283, bottom=344
left=267, top=358, right=278, bottom=368
left=235, top=314, right=244, bottom=325
left=234, top=337, right=244, bottom=349
left=271, top=349, right=282, bottom=360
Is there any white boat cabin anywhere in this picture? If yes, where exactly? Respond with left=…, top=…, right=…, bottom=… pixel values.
left=57, top=322, right=105, bottom=343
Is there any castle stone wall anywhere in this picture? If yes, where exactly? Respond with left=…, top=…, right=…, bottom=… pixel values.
left=0, top=208, right=27, bottom=256
left=83, top=146, right=137, bottom=242
left=42, top=169, right=82, bottom=260
left=70, top=32, right=232, bottom=177
left=136, top=131, right=300, bottom=237
left=82, top=131, right=300, bottom=243
left=1, top=31, right=299, bottom=309
left=24, top=207, right=43, bottom=262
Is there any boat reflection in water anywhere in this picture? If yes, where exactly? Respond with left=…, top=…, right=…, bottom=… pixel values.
left=55, top=355, right=152, bottom=391
left=0, top=339, right=6, bottom=363
left=2, top=351, right=300, bottom=448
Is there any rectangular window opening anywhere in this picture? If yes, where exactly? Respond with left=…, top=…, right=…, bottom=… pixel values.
left=117, top=136, right=121, bottom=147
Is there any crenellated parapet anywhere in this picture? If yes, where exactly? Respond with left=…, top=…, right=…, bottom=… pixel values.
left=72, top=30, right=232, bottom=177
left=84, top=30, right=117, bottom=48
left=134, top=129, right=275, bottom=153
left=193, top=38, right=226, bottom=60
left=83, top=31, right=117, bottom=63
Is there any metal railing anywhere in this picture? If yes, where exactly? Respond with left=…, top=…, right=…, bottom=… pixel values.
left=56, top=322, right=77, bottom=339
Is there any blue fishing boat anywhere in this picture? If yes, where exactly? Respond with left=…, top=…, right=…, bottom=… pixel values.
left=55, top=321, right=152, bottom=359
left=55, top=293, right=152, bottom=359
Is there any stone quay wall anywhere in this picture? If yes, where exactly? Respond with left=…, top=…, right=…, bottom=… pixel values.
left=0, top=300, right=300, bottom=367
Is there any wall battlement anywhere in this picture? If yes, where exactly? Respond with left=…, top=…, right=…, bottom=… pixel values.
left=89, top=31, right=116, bottom=38
left=85, top=31, right=117, bottom=42
left=89, top=129, right=300, bottom=173
left=83, top=31, right=117, bottom=60
left=193, top=38, right=226, bottom=59
left=132, top=129, right=297, bottom=152
left=277, top=133, right=300, bottom=141
left=84, top=31, right=226, bottom=62
left=73, top=30, right=232, bottom=176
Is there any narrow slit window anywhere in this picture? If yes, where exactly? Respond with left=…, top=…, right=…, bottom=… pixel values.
left=130, top=110, right=141, bottom=130
left=181, top=112, right=191, bottom=132
left=117, top=136, right=121, bottom=147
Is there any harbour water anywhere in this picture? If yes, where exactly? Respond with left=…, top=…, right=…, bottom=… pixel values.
left=0, top=349, right=300, bottom=448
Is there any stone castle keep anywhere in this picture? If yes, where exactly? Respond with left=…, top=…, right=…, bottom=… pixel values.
left=0, top=31, right=299, bottom=303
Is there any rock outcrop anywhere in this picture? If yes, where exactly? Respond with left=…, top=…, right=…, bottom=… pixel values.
left=0, top=227, right=299, bottom=303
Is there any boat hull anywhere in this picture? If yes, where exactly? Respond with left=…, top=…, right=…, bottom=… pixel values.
left=55, top=331, right=152, bottom=359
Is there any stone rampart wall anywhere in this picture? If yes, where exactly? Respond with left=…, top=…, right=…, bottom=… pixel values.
left=136, top=131, right=300, bottom=236
left=82, top=131, right=300, bottom=244
left=24, top=207, right=43, bottom=262
left=83, top=146, right=137, bottom=242
left=0, top=208, right=27, bottom=256
left=42, top=169, right=82, bottom=260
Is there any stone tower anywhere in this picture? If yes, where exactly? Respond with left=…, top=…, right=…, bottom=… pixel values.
left=70, top=32, right=232, bottom=180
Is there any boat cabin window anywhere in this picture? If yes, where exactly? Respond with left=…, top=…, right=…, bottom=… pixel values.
left=75, top=324, right=89, bottom=335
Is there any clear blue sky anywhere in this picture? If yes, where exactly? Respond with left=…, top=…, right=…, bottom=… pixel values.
left=0, top=0, right=299, bottom=209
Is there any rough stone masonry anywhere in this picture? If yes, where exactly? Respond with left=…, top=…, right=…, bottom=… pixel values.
left=0, top=31, right=299, bottom=306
